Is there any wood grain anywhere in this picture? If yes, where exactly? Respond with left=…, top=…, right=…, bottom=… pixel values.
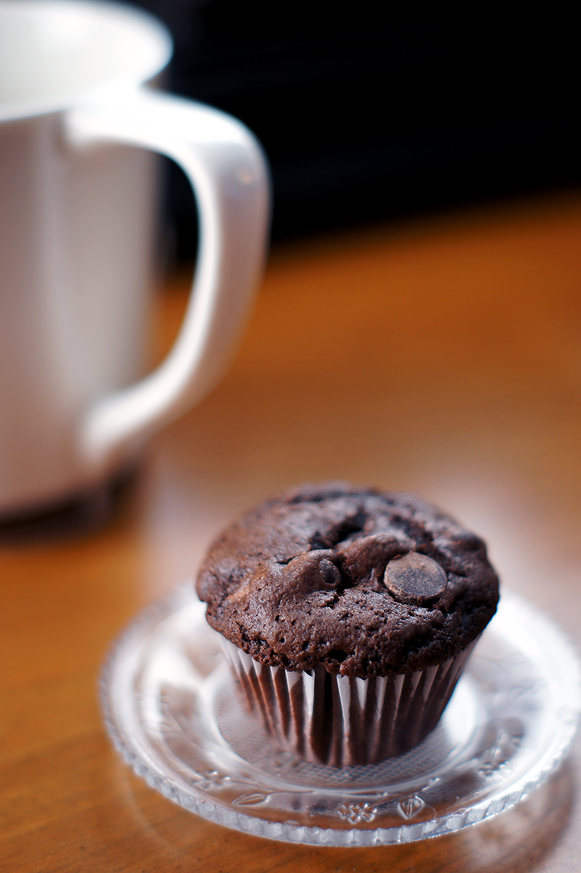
left=2, top=193, right=581, bottom=871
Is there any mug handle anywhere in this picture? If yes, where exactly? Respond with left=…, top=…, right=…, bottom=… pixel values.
left=65, top=87, right=269, bottom=473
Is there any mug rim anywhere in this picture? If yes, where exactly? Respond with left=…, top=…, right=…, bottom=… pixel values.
left=0, top=0, right=173, bottom=122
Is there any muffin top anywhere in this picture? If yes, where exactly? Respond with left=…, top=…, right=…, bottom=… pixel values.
left=196, top=482, right=500, bottom=677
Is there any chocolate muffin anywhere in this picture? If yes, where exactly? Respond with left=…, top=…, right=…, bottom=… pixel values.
left=197, top=482, right=500, bottom=766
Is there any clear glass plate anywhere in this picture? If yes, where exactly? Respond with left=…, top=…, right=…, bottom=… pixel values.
left=101, top=584, right=581, bottom=846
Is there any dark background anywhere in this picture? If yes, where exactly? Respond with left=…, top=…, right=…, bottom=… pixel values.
left=133, top=1, right=580, bottom=260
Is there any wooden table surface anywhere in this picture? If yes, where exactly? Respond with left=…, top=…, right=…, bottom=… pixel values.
left=2, top=193, right=581, bottom=872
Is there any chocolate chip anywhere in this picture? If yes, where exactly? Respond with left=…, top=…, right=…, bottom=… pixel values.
left=279, top=551, right=341, bottom=594
left=383, top=552, right=447, bottom=605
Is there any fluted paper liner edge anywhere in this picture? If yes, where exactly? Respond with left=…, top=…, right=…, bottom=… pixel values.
left=221, top=637, right=478, bottom=766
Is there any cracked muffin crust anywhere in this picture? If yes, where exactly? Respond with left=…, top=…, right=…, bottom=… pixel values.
left=196, top=482, right=500, bottom=679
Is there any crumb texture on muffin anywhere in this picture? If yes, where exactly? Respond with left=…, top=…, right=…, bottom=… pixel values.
left=196, top=482, right=500, bottom=678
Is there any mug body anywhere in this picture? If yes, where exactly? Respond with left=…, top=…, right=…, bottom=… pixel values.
left=0, top=1, right=171, bottom=514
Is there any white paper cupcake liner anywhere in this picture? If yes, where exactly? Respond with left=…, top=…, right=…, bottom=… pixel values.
left=222, top=638, right=478, bottom=767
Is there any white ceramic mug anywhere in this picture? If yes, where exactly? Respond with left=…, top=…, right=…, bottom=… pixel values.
left=0, top=0, right=269, bottom=518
